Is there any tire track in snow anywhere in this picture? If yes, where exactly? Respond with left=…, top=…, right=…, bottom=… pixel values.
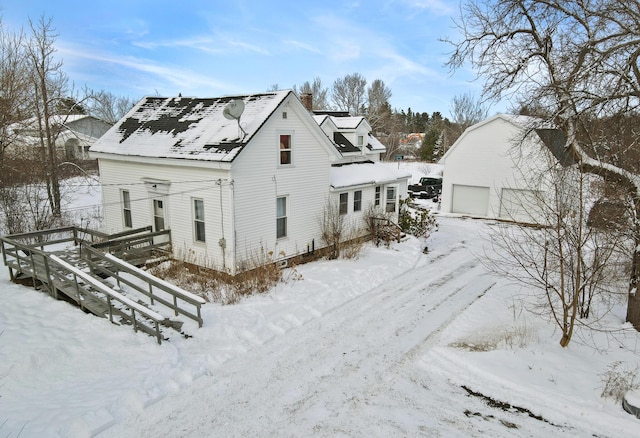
left=102, top=239, right=496, bottom=437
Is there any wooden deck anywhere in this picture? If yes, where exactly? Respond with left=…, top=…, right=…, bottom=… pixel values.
left=0, top=226, right=205, bottom=344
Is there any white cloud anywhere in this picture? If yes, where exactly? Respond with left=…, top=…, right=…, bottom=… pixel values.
left=283, top=40, right=323, bottom=54
left=57, top=44, right=234, bottom=94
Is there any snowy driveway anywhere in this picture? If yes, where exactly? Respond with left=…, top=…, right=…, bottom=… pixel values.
left=101, top=236, right=519, bottom=437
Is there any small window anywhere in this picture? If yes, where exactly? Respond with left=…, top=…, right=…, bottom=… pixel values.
left=385, top=186, right=397, bottom=213
left=122, top=190, right=132, bottom=228
left=153, top=199, right=165, bottom=231
left=357, top=135, right=364, bottom=146
left=353, top=190, right=362, bottom=212
left=374, top=186, right=381, bottom=206
left=279, top=134, right=292, bottom=165
left=339, top=193, right=348, bottom=215
left=193, top=198, right=206, bottom=242
left=282, top=111, right=288, bottom=119
left=277, top=196, right=287, bottom=238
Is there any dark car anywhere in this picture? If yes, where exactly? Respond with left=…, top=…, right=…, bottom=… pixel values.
left=408, top=176, right=443, bottom=199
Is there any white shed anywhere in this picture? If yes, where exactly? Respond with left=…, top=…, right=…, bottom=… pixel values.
left=90, top=91, right=409, bottom=274
left=439, top=114, right=556, bottom=224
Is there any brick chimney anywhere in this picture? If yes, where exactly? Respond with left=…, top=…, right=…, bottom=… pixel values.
left=300, top=93, right=313, bottom=112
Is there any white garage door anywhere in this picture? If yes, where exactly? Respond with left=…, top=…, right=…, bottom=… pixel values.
left=451, top=185, right=490, bottom=216
left=499, top=188, right=540, bottom=223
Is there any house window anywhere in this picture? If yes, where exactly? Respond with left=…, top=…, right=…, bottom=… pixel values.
left=385, top=186, right=397, bottom=213
left=193, top=198, right=206, bottom=242
left=122, top=190, right=132, bottom=228
left=277, top=196, right=287, bottom=238
left=282, top=111, right=287, bottom=119
left=279, top=134, right=292, bottom=165
left=339, top=193, right=348, bottom=215
left=153, top=199, right=165, bottom=231
left=353, top=190, right=362, bottom=212
left=357, top=135, right=364, bottom=146
left=374, top=186, right=381, bottom=206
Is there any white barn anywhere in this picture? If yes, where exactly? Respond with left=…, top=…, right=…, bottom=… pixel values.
left=439, top=114, right=561, bottom=224
left=90, top=90, right=409, bottom=274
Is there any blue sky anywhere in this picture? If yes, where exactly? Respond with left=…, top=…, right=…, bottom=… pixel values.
left=0, top=0, right=502, bottom=115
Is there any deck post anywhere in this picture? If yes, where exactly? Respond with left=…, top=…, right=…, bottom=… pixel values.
left=29, top=252, right=38, bottom=290
left=74, top=273, right=84, bottom=310
left=43, top=256, right=57, bottom=299
left=132, top=309, right=138, bottom=332
left=107, top=297, right=113, bottom=323
left=154, top=322, right=162, bottom=344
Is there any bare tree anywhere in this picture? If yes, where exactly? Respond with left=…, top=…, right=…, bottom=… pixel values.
left=331, top=73, right=367, bottom=116
left=489, top=151, right=626, bottom=347
left=293, top=77, right=330, bottom=110
left=366, top=79, right=392, bottom=134
left=447, top=0, right=640, bottom=330
left=85, top=88, right=137, bottom=124
left=448, top=92, right=489, bottom=143
left=0, top=23, right=29, bottom=163
left=25, top=16, right=70, bottom=216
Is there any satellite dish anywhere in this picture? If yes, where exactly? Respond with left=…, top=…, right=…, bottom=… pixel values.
left=223, top=99, right=245, bottom=120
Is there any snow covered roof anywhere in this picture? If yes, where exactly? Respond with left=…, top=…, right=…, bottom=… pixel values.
left=331, top=116, right=368, bottom=130
left=440, top=113, right=553, bottom=163
left=330, top=162, right=411, bottom=188
left=90, top=90, right=292, bottom=162
left=366, top=133, right=386, bottom=152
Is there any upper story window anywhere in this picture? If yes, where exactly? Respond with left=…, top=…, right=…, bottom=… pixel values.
left=279, top=134, right=292, bottom=165
left=339, top=193, right=348, bottom=215
left=357, top=135, right=364, bottom=146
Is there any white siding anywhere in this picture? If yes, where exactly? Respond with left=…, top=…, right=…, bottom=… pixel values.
left=98, top=159, right=233, bottom=270
left=440, top=115, right=550, bottom=221
left=231, top=101, right=335, bottom=270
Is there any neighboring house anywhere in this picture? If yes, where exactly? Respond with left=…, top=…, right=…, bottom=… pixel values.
left=90, top=90, right=409, bottom=274
left=439, top=114, right=559, bottom=224
left=6, top=115, right=112, bottom=160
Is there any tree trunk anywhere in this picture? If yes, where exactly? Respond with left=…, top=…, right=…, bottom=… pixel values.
left=626, top=243, right=640, bottom=330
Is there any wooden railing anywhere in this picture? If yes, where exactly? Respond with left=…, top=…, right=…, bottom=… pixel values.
left=0, top=225, right=183, bottom=343
left=371, top=216, right=402, bottom=245
left=81, top=245, right=205, bottom=327
left=0, top=236, right=164, bottom=343
left=90, top=227, right=171, bottom=265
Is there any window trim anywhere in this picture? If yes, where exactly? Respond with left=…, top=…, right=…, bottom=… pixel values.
left=276, top=196, right=288, bottom=239
left=121, top=190, right=132, bottom=228
left=374, top=186, right=381, bottom=207
left=339, top=192, right=348, bottom=215
left=278, top=133, right=293, bottom=166
left=192, top=198, right=206, bottom=243
left=152, top=198, right=165, bottom=231
left=385, top=186, right=398, bottom=213
left=353, top=190, right=362, bottom=212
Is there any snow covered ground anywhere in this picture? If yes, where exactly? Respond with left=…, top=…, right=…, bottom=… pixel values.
left=1, top=166, right=640, bottom=437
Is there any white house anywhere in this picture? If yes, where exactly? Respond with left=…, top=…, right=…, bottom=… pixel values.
left=90, top=90, right=409, bottom=274
left=7, top=115, right=112, bottom=160
left=439, top=114, right=561, bottom=224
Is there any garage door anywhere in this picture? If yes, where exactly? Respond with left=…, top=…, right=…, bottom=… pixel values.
left=451, top=185, right=490, bottom=216
left=499, top=188, right=540, bottom=223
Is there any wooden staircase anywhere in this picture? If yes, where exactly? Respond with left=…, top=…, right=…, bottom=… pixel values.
left=0, top=226, right=205, bottom=344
